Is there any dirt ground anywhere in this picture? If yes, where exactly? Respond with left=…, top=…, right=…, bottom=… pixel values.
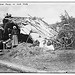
left=0, top=42, right=75, bottom=73
left=0, top=64, right=19, bottom=73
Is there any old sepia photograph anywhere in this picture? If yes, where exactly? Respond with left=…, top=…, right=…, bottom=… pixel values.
left=0, top=1, right=75, bottom=73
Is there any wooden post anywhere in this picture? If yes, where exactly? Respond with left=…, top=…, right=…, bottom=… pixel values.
left=3, top=42, right=6, bottom=51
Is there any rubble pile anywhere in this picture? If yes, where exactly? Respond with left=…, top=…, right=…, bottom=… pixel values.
left=8, top=43, right=44, bottom=59
left=55, top=11, right=75, bottom=49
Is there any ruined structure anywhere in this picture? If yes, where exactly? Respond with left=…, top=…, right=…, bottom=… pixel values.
left=2, top=14, right=58, bottom=50
left=0, top=11, right=75, bottom=50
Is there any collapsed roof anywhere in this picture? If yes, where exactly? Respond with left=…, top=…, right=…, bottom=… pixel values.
left=4, top=16, right=58, bottom=41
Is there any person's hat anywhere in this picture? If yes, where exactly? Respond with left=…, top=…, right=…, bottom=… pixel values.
left=13, top=26, right=16, bottom=29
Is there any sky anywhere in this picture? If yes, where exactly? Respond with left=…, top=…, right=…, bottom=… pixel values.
left=0, top=3, right=75, bottom=24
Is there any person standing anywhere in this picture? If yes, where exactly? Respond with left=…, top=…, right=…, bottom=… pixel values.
left=11, top=26, right=19, bottom=47
left=0, top=26, right=4, bottom=40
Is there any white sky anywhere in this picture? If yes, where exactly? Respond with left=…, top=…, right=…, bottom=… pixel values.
left=0, top=3, right=75, bottom=24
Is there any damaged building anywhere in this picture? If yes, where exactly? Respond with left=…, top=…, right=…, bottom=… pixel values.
left=0, top=11, right=75, bottom=51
